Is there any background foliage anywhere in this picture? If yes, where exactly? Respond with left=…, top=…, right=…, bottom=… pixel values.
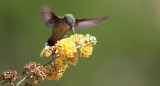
left=0, top=0, right=160, bottom=86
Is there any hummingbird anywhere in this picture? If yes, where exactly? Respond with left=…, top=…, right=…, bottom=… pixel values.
left=41, top=5, right=109, bottom=46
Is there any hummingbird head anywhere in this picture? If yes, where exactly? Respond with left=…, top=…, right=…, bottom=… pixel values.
left=63, top=14, right=75, bottom=26
left=63, top=14, right=76, bottom=34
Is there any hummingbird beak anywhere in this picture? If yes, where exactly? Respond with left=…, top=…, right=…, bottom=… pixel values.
left=72, top=26, right=75, bottom=34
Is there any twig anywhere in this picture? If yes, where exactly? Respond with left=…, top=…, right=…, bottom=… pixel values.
left=16, top=74, right=31, bottom=86
left=16, top=55, right=58, bottom=86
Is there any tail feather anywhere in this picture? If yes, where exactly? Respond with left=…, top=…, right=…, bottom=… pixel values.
left=45, top=35, right=67, bottom=47
left=45, top=39, right=55, bottom=47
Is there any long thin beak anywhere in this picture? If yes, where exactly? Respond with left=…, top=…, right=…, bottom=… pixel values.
left=72, top=26, right=75, bottom=34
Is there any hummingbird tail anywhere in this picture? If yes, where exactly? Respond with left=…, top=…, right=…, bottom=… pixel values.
left=45, top=39, right=55, bottom=47
left=45, top=35, right=68, bottom=47
left=45, top=42, right=48, bottom=47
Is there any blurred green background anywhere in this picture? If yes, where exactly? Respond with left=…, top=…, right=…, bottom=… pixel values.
left=0, top=0, right=160, bottom=86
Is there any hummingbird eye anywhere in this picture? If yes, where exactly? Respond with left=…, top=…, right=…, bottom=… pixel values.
left=62, top=16, right=69, bottom=25
left=64, top=16, right=67, bottom=20
left=63, top=17, right=69, bottom=24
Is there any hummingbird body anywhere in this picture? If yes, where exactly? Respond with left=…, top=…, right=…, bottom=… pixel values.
left=41, top=5, right=109, bottom=46
left=48, top=19, right=70, bottom=46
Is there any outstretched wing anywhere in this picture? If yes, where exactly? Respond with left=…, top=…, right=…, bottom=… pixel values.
left=73, top=16, right=109, bottom=31
left=41, top=5, right=58, bottom=28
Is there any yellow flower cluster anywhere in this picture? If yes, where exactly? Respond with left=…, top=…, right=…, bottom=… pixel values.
left=40, top=46, right=52, bottom=57
left=44, top=58, right=68, bottom=80
left=40, top=34, right=97, bottom=80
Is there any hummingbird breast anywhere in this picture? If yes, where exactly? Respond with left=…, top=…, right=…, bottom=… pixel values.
left=48, top=19, right=70, bottom=45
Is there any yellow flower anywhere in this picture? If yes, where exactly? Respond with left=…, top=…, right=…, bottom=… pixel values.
left=46, top=73, right=53, bottom=80
left=61, top=64, right=68, bottom=71
left=81, top=46, right=93, bottom=58
left=53, top=72, right=63, bottom=80
left=66, top=59, right=78, bottom=66
left=51, top=69, right=56, bottom=74
left=54, top=58, right=63, bottom=66
left=44, top=65, right=50, bottom=72
left=41, top=34, right=97, bottom=81
left=59, top=53, right=66, bottom=60
left=40, top=46, right=52, bottom=57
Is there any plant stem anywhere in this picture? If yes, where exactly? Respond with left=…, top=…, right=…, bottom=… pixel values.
left=16, top=55, right=58, bottom=86
left=42, top=56, right=58, bottom=67
left=16, top=74, right=31, bottom=86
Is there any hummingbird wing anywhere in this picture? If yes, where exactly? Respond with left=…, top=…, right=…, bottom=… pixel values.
left=72, top=16, right=109, bottom=31
left=41, top=5, right=58, bottom=28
